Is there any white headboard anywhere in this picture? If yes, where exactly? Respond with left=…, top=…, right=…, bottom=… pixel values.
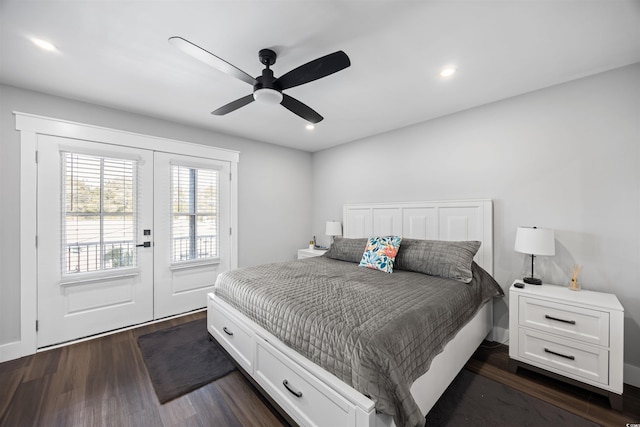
left=343, top=199, right=493, bottom=275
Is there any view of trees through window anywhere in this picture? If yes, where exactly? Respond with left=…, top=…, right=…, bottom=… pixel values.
left=63, top=152, right=136, bottom=274
left=61, top=154, right=219, bottom=272
left=171, top=165, right=218, bottom=262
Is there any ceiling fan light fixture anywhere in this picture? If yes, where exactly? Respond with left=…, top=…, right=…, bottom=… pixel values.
left=253, top=88, right=283, bottom=105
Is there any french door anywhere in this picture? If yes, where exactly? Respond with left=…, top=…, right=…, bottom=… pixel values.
left=36, top=136, right=230, bottom=347
left=153, top=152, right=230, bottom=319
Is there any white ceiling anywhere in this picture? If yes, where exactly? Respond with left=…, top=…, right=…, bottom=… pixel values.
left=1, top=1, right=639, bottom=152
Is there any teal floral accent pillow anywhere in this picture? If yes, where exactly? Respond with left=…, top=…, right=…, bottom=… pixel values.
left=359, top=236, right=402, bottom=273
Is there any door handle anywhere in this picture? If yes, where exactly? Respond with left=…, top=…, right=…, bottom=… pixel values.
left=136, top=242, right=151, bottom=248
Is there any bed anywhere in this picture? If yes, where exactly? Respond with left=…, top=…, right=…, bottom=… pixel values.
left=207, top=200, right=502, bottom=427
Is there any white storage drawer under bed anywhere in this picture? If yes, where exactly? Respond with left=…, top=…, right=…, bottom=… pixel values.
left=207, top=300, right=255, bottom=374
left=254, top=335, right=357, bottom=427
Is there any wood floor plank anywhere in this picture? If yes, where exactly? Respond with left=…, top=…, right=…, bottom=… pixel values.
left=216, top=371, right=290, bottom=427
left=23, top=348, right=60, bottom=382
left=178, top=382, right=245, bottom=427
left=2, top=376, right=48, bottom=426
left=0, top=357, right=29, bottom=419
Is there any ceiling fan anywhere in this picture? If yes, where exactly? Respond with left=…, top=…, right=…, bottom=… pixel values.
left=168, top=36, right=351, bottom=124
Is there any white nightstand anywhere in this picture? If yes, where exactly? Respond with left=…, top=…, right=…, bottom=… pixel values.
left=508, top=281, right=624, bottom=410
left=297, top=248, right=327, bottom=259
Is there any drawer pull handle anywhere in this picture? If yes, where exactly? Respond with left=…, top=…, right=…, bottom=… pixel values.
left=544, top=314, right=576, bottom=325
left=282, top=379, right=303, bottom=398
left=223, top=326, right=234, bottom=336
left=544, top=347, right=575, bottom=360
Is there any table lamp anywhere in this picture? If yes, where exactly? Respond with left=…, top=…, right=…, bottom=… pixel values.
left=326, top=221, right=342, bottom=245
left=514, top=226, right=555, bottom=285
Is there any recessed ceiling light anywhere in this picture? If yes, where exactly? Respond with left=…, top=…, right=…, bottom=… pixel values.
left=440, top=67, right=457, bottom=78
left=31, top=38, right=58, bottom=52
left=306, top=124, right=315, bottom=130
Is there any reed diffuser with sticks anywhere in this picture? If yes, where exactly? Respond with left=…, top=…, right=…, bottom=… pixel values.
left=569, top=264, right=581, bottom=291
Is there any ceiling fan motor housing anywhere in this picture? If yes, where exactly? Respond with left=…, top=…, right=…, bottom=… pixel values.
left=253, top=68, right=283, bottom=104
left=254, top=49, right=283, bottom=104
left=254, top=68, right=278, bottom=91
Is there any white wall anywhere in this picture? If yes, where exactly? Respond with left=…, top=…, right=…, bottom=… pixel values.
left=0, top=84, right=313, bottom=348
left=311, top=63, right=640, bottom=384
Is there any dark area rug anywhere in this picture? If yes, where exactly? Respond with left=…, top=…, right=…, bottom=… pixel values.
left=426, top=369, right=600, bottom=426
left=137, top=317, right=236, bottom=403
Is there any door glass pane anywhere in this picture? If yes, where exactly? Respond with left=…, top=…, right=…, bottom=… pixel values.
left=103, top=158, right=134, bottom=213
left=171, top=164, right=218, bottom=262
left=65, top=214, right=101, bottom=274
left=196, top=215, right=216, bottom=258
left=62, top=152, right=137, bottom=274
left=103, top=215, right=135, bottom=269
left=171, top=214, right=191, bottom=261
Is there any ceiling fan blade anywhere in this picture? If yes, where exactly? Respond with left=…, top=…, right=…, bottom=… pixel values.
left=169, top=36, right=256, bottom=86
left=280, top=94, right=323, bottom=123
left=275, top=51, right=350, bottom=91
left=211, top=94, right=255, bottom=115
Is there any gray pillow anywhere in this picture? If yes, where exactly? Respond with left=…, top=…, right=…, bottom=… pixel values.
left=394, top=239, right=481, bottom=283
left=323, top=237, right=368, bottom=263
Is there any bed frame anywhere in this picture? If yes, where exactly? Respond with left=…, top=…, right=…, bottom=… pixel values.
left=208, top=199, right=494, bottom=426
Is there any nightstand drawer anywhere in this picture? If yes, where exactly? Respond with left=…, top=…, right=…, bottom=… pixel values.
left=518, top=329, right=609, bottom=385
left=518, top=296, right=609, bottom=346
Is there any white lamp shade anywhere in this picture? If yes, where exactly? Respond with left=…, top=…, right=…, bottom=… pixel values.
left=514, top=226, right=555, bottom=256
left=325, top=221, right=342, bottom=237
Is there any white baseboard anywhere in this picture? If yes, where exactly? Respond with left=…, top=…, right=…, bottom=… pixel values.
left=0, top=340, right=28, bottom=364
left=491, top=326, right=509, bottom=346
left=625, top=362, right=640, bottom=388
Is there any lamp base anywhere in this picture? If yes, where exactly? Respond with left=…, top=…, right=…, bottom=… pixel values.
left=523, top=277, right=542, bottom=285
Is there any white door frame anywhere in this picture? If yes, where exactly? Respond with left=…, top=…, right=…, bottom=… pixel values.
left=8, top=111, right=238, bottom=362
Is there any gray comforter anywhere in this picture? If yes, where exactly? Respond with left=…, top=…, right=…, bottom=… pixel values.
left=213, top=256, right=503, bottom=427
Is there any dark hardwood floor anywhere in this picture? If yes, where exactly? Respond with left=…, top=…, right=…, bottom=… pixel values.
left=1, top=311, right=638, bottom=426
left=0, top=311, right=289, bottom=427
left=467, top=342, right=640, bottom=427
